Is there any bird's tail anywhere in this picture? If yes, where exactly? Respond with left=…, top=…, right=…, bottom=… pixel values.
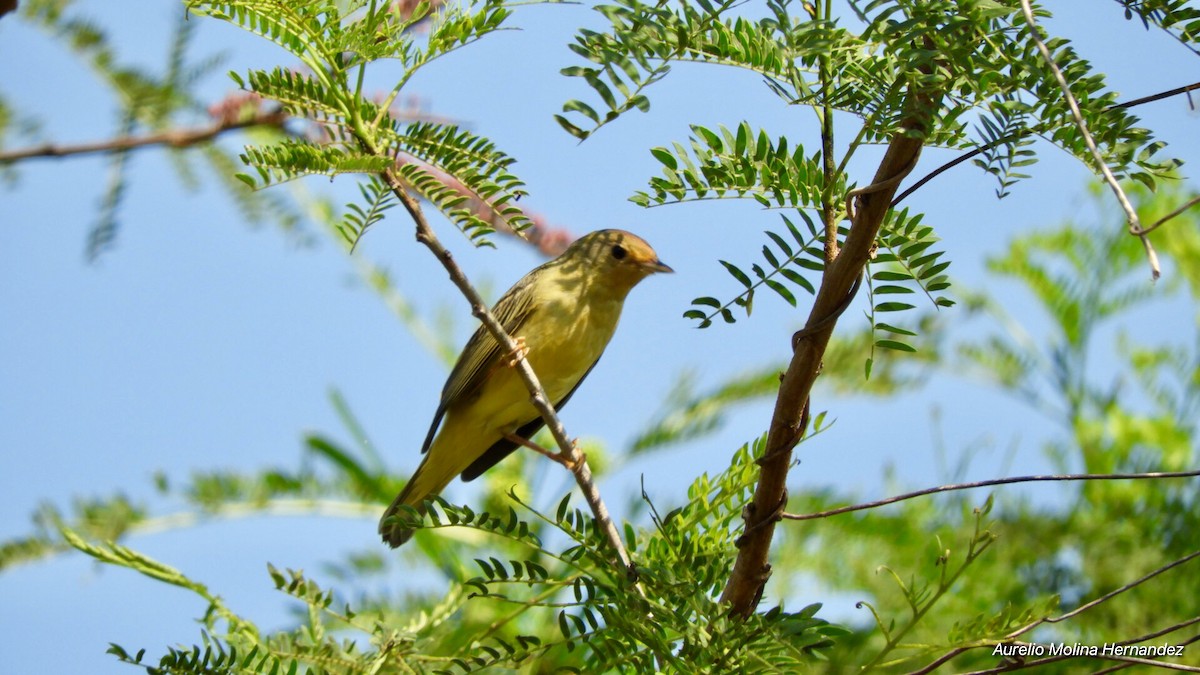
left=379, top=457, right=458, bottom=548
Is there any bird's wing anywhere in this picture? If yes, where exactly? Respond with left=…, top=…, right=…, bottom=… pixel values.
left=420, top=273, right=541, bottom=454
left=459, top=359, right=600, bottom=481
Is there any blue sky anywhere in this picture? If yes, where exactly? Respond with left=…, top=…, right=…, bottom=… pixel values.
left=2, top=1, right=1198, bottom=672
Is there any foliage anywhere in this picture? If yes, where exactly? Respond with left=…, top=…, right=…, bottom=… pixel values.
left=42, top=433, right=845, bottom=673
left=10, top=185, right=1196, bottom=672
left=684, top=211, right=827, bottom=328
left=186, top=0, right=533, bottom=247
left=561, top=0, right=1181, bottom=351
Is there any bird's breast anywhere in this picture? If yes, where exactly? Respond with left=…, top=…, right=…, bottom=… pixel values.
left=522, top=295, right=620, bottom=401
left=459, top=287, right=625, bottom=436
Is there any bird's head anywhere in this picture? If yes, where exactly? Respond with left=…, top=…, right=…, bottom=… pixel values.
left=555, top=229, right=673, bottom=295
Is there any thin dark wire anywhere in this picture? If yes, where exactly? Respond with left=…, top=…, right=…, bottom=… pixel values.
left=891, top=81, right=1200, bottom=207
left=783, top=470, right=1200, bottom=520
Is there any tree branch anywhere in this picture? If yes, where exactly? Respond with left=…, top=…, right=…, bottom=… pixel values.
left=0, top=109, right=288, bottom=163
left=782, top=470, right=1200, bottom=521
left=393, top=154, right=573, bottom=256
left=0, top=94, right=576, bottom=256
left=720, top=79, right=939, bottom=616
left=1140, top=193, right=1200, bottom=236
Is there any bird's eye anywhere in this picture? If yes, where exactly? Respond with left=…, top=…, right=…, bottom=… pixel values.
left=611, top=244, right=627, bottom=260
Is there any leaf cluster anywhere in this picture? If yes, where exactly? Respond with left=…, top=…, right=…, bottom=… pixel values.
left=864, top=207, right=953, bottom=368
left=189, top=0, right=534, bottom=246
left=686, top=211, right=826, bottom=327
left=9, top=0, right=304, bottom=259
left=557, top=0, right=1187, bottom=352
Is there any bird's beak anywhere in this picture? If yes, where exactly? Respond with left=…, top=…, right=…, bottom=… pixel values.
left=644, top=259, right=674, bottom=274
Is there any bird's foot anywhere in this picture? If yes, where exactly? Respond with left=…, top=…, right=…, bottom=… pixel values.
left=560, top=441, right=587, bottom=475
left=505, top=336, right=530, bottom=367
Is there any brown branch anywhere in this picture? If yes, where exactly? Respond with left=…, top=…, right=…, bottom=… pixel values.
left=1111, top=80, right=1200, bottom=110
left=719, top=77, right=939, bottom=615
left=1140, top=193, right=1200, bottom=236
left=1041, top=551, right=1200, bottom=627
left=1117, top=616, right=1200, bottom=649
left=378, top=168, right=637, bottom=581
left=0, top=109, right=288, bottom=163
left=1, top=92, right=575, bottom=255
left=782, top=470, right=1200, bottom=521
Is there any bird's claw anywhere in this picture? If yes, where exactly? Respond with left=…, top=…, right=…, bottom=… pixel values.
left=506, top=336, right=530, bottom=367
left=561, top=442, right=587, bottom=474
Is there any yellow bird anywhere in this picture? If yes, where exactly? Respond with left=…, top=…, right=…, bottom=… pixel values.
left=380, top=229, right=672, bottom=547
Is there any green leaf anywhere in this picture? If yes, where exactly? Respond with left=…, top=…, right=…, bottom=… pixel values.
left=875, top=339, right=918, bottom=353
left=651, top=147, right=678, bottom=170
left=720, top=260, right=754, bottom=289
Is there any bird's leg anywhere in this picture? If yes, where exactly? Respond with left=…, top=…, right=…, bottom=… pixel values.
left=504, top=433, right=585, bottom=473
left=505, top=433, right=555, bottom=458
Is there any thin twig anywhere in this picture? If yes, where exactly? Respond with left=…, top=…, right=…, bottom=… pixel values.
left=1040, top=551, right=1200, bottom=626
left=381, top=170, right=638, bottom=582
left=907, top=645, right=971, bottom=675
left=1111, top=81, right=1200, bottom=110
left=783, top=470, right=1200, bottom=521
left=908, top=551, right=1200, bottom=674
left=0, top=110, right=288, bottom=163
left=1020, top=0, right=1158, bottom=279
left=892, top=80, right=1200, bottom=208
left=1116, top=616, right=1200, bottom=648
left=892, top=137, right=1013, bottom=207
left=1139, top=193, right=1200, bottom=236
left=1, top=97, right=574, bottom=255
left=1091, top=633, right=1200, bottom=675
